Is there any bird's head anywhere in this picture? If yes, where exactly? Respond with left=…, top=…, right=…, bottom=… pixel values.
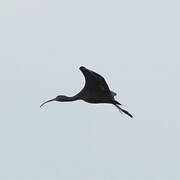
left=55, top=95, right=68, bottom=101
left=40, top=95, right=68, bottom=108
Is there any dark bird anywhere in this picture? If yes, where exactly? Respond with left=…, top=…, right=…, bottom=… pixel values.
left=40, top=66, right=133, bottom=118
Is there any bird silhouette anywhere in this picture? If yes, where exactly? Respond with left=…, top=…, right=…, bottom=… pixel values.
left=40, top=66, right=133, bottom=118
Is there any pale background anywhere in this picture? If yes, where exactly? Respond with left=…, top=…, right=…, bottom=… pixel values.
left=0, top=0, right=179, bottom=179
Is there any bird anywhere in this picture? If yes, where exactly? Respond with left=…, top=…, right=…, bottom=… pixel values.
left=40, top=66, right=133, bottom=118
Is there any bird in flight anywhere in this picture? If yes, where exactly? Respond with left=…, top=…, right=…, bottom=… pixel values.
left=40, top=66, right=133, bottom=118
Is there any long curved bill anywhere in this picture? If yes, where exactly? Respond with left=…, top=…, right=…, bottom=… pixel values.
left=40, top=98, right=56, bottom=108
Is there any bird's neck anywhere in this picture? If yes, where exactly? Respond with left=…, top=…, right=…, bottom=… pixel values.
left=63, top=94, right=81, bottom=102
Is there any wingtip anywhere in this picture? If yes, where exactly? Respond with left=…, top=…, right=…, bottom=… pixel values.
left=79, top=66, right=86, bottom=70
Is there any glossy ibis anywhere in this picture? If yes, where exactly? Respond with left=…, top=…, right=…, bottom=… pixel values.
left=40, top=66, right=133, bottom=118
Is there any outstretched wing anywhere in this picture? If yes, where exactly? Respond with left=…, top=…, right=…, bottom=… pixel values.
left=79, top=66, right=112, bottom=97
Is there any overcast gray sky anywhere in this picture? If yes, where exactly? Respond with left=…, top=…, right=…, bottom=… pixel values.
left=0, top=0, right=179, bottom=179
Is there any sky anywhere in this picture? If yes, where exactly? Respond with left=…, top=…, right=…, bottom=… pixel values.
left=0, top=0, right=179, bottom=179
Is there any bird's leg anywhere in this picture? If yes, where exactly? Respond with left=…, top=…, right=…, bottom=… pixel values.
left=113, top=104, right=133, bottom=118
left=114, top=104, right=123, bottom=114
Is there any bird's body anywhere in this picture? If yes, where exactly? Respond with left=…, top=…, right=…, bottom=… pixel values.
left=40, top=66, right=133, bottom=118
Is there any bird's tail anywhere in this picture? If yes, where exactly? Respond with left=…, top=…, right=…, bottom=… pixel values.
left=114, top=104, right=133, bottom=118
